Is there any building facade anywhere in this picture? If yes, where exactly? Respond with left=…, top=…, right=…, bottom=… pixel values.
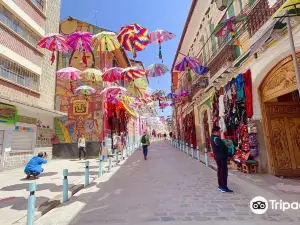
left=172, top=0, right=300, bottom=176
left=0, top=0, right=63, bottom=171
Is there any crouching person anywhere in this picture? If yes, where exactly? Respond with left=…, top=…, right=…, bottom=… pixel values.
left=24, top=152, right=47, bottom=179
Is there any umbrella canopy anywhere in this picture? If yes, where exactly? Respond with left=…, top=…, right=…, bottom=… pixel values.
left=167, top=93, right=177, bottom=99
left=175, top=56, right=201, bottom=71
left=100, top=86, right=128, bottom=97
left=91, top=31, right=120, bottom=52
left=192, top=65, right=209, bottom=76
left=81, top=68, right=103, bottom=82
left=273, top=0, right=300, bottom=18
left=122, top=67, right=145, bottom=81
left=214, top=15, right=247, bottom=38
left=149, top=29, right=176, bottom=62
left=107, top=95, right=119, bottom=104
left=120, top=95, right=135, bottom=104
left=151, top=90, right=166, bottom=98
left=56, top=67, right=81, bottom=80
left=66, top=31, right=93, bottom=67
left=74, top=85, right=96, bottom=96
left=37, top=33, right=71, bottom=64
left=127, top=78, right=147, bottom=97
left=102, top=67, right=122, bottom=82
left=118, top=23, right=149, bottom=59
left=146, top=64, right=169, bottom=77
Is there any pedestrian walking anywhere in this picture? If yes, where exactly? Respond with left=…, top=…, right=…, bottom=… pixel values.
left=164, top=133, right=167, bottom=140
left=141, top=132, right=150, bottom=160
left=210, top=126, right=233, bottom=193
left=78, top=134, right=86, bottom=160
left=24, top=152, right=47, bottom=179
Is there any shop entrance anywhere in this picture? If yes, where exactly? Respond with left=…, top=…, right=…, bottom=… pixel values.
left=260, top=54, right=300, bottom=176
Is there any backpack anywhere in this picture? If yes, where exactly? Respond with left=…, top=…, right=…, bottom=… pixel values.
left=214, top=137, right=235, bottom=157
left=141, top=135, right=147, bottom=144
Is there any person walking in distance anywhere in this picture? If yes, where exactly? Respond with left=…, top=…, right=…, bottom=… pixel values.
left=78, top=134, right=86, bottom=160
left=210, top=126, right=233, bottom=193
left=141, top=132, right=150, bottom=160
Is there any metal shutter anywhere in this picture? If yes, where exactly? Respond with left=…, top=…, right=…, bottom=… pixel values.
left=11, top=130, right=34, bottom=150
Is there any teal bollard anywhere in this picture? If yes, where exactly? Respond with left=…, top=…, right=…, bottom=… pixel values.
left=116, top=151, right=119, bottom=165
left=108, top=156, right=112, bottom=172
left=99, top=156, right=103, bottom=177
left=63, top=169, right=68, bottom=202
left=26, top=182, right=36, bottom=225
left=205, top=148, right=209, bottom=167
left=186, top=143, right=189, bottom=155
left=85, top=161, right=89, bottom=186
left=191, top=144, right=194, bottom=158
left=197, top=146, right=200, bottom=162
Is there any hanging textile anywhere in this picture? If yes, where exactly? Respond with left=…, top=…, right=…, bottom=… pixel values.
left=243, top=69, right=253, bottom=118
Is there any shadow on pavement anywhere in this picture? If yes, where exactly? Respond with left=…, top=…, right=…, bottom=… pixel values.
left=1, top=183, right=63, bottom=192
left=0, top=196, right=49, bottom=210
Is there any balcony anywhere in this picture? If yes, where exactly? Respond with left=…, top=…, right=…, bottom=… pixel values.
left=247, top=0, right=285, bottom=37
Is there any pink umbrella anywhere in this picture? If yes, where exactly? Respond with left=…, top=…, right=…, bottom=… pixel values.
left=149, top=29, right=176, bottom=62
left=121, top=67, right=145, bottom=81
left=56, top=67, right=81, bottom=93
left=37, top=33, right=71, bottom=65
left=146, top=64, right=169, bottom=78
left=66, top=31, right=93, bottom=68
left=100, top=86, right=128, bottom=98
left=102, top=67, right=122, bottom=82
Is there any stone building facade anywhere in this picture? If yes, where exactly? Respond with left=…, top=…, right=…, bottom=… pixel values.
left=0, top=0, right=64, bottom=171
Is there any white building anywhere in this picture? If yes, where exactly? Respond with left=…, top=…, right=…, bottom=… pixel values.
left=0, top=0, right=64, bottom=171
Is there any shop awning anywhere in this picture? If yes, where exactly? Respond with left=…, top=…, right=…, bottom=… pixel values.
left=272, top=0, right=300, bottom=18
left=119, top=101, right=136, bottom=117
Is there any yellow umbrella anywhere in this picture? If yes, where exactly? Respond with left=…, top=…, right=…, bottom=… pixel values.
left=127, top=78, right=147, bottom=97
left=91, top=31, right=121, bottom=52
left=272, top=0, right=300, bottom=18
left=81, top=68, right=103, bottom=82
left=120, top=95, right=135, bottom=104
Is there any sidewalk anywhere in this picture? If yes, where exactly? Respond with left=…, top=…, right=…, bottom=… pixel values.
left=172, top=141, right=300, bottom=205
left=0, top=157, right=117, bottom=225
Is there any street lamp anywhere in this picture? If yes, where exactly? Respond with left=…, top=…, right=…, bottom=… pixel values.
left=216, top=0, right=228, bottom=11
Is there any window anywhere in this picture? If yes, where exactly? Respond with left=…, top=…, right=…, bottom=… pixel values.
left=31, top=0, right=45, bottom=11
left=0, top=5, right=39, bottom=46
left=0, top=56, right=40, bottom=91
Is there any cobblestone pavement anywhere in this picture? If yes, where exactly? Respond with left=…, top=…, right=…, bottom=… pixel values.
left=46, top=141, right=300, bottom=225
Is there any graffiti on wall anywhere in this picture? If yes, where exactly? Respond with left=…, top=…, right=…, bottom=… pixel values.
left=54, top=17, right=111, bottom=143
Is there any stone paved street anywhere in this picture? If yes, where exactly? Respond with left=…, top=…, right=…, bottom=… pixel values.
left=36, top=141, right=299, bottom=225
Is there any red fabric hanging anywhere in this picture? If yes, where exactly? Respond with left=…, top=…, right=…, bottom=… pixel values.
left=243, top=69, right=253, bottom=118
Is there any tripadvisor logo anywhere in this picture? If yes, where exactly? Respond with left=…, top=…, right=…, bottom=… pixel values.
left=250, top=196, right=300, bottom=214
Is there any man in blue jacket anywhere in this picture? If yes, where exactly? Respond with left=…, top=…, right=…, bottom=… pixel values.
left=24, top=152, right=47, bottom=179
left=210, top=126, right=233, bottom=193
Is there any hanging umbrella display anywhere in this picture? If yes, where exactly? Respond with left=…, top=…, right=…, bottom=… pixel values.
left=175, top=56, right=202, bottom=80
left=118, top=23, right=149, bottom=59
left=91, top=31, right=120, bottom=52
left=56, top=67, right=81, bottom=93
left=214, top=15, right=247, bottom=39
left=151, top=90, right=166, bottom=99
left=149, top=29, right=176, bottom=62
left=100, top=86, right=128, bottom=97
left=81, top=68, right=103, bottom=82
left=120, top=95, right=135, bottom=104
left=74, top=85, right=96, bottom=96
left=107, top=95, right=119, bottom=104
left=127, top=78, right=147, bottom=97
left=38, top=33, right=71, bottom=65
left=159, top=102, right=169, bottom=112
left=66, top=31, right=93, bottom=67
left=192, top=65, right=209, bottom=76
left=167, top=93, right=177, bottom=99
left=121, top=67, right=146, bottom=81
left=146, top=63, right=169, bottom=78
left=102, top=67, right=122, bottom=82
left=180, top=89, right=191, bottom=97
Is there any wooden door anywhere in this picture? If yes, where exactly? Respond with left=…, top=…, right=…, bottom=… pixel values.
left=265, top=102, right=300, bottom=176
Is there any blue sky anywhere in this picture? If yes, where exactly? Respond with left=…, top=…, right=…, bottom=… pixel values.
left=60, top=0, right=192, bottom=117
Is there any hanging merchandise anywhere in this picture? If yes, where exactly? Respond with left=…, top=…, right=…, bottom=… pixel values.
left=243, top=70, right=253, bottom=118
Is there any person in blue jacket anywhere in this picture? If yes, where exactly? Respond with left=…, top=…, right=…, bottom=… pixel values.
left=24, top=152, right=47, bottom=179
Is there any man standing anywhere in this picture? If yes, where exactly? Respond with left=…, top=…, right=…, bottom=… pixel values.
left=210, top=126, right=233, bottom=193
left=141, top=132, right=150, bottom=160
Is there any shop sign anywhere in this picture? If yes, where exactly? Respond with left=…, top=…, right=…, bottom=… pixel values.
left=0, top=103, right=18, bottom=124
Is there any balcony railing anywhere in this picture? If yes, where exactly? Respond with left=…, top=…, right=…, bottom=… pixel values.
left=247, top=0, right=285, bottom=37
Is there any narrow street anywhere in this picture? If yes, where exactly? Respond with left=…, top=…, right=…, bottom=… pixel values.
left=36, top=141, right=299, bottom=225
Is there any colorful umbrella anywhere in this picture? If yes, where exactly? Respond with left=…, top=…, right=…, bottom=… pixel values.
left=120, top=95, right=135, bottom=104
left=181, top=89, right=191, bottom=97
left=127, top=78, right=147, bottom=97
left=66, top=31, right=93, bottom=67
left=81, top=68, right=103, bottom=82
left=107, top=95, right=119, bottom=104
left=149, top=29, right=176, bottom=62
left=74, top=85, right=96, bottom=96
left=167, top=93, right=177, bottom=99
left=214, top=15, right=247, bottom=38
left=118, top=23, right=149, bottom=59
left=192, top=65, right=209, bottom=75
left=37, top=33, right=71, bottom=65
left=175, top=56, right=202, bottom=80
left=122, top=67, right=145, bottom=81
left=102, top=67, right=122, bottom=82
left=91, top=31, right=120, bottom=52
left=100, top=86, right=128, bottom=97
left=151, top=90, right=166, bottom=98
left=146, top=64, right=169, bottom=78
left=159, top=102, right=169, bottom=112
left=56, top=67, right=81, bottom=80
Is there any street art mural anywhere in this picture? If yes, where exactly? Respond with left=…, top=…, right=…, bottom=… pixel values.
left=54, top=17, right=112, bottom=143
